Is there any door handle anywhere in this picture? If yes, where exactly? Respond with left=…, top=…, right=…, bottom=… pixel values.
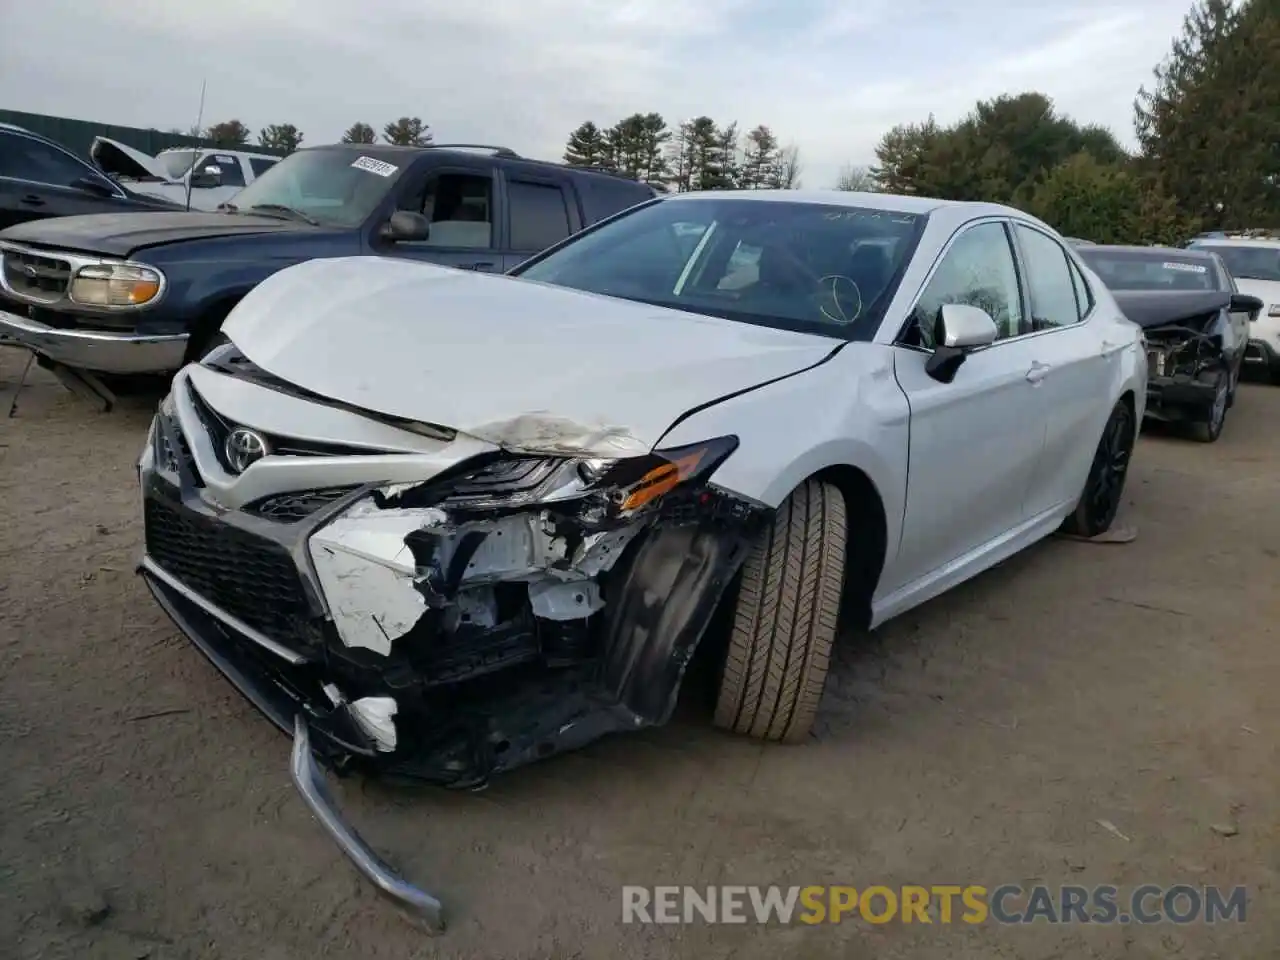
left=466, top=262, right=496, bottom=272
left=1025, top=361, right=1052, bottom=383
left=19, top=194, right=45, bottom=206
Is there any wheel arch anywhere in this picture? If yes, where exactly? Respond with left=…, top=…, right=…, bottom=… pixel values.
left=809, top=464, right=888, bottom=632
left=182, top=293, right=246, bottom=364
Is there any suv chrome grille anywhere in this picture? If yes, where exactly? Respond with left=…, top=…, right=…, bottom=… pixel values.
left=2, top=249, right=72, bottom=302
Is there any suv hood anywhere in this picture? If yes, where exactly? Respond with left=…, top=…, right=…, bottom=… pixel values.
left=222, top=256, right=839, bottom=457
left=90, top=137, right=173, bottom=182
left=0, top=211, right=313, bottom=258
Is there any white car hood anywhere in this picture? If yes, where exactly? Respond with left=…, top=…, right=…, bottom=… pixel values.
left=222, top=256, right=840, bottom=457
left=1233, top=277, right=1280, bottom=306
left=89, top=137, right=175, bottom=182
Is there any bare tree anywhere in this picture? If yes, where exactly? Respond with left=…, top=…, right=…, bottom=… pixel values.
left=768, top=144, right=802, bottom=189
left=834, top=163, right=877, bottom=192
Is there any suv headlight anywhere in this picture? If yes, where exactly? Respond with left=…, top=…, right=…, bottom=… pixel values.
left=377, top=436, right=740, bottom=527
left=69, top=262, right=164, bottom=308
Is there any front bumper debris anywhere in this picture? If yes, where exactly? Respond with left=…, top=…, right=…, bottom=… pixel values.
left=291, top=716, right=445, bottom=933
left=0, top=306, right=187, bottom=374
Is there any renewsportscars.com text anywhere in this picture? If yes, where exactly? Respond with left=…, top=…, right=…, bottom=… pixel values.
left=622, top=884, right=1248, bottom=925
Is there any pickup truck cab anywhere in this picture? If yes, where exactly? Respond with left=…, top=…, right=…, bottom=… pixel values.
left=0, top=143, right=658, bottom=387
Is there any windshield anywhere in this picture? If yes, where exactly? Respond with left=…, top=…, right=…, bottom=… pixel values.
left=222, top=149, right=405, bottom=228
left=513, top=197, right=926, bottom=338
left=1077, top=248, right=1222, bottom=291
left=159, top=150, right=199, bottom=179
left=1188, top=242, right=1280, bottom=282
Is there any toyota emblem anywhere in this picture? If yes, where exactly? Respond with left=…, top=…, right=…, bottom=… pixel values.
left=224, top=427, right=270, bottom=473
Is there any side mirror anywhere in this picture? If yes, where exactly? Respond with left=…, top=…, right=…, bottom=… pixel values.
left=926, top=303, right=998, bottom=383
left=380, top=210, right=431, bottom=243
left=1229, top=292, right=1264, bottom=318
left=73, top=176, right=115, bottom=197
left=190, top=166, right=222, bottom=189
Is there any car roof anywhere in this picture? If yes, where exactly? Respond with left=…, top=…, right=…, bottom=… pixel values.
left=299, top=142, right=659, bottom=190
left=158, top=145, right=279, bottom=160
left=1189, top=236, right=1280, bottom=248
left=1079, top=243, right=1217, bottom=259
left=666, top=188, right=1043, bottom=221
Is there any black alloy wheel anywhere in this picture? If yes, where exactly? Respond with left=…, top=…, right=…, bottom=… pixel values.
left=1061, top=400, right=1136, bottom=538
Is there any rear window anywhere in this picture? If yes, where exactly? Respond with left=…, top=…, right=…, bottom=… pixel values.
left=1077, top=249, right=1221, bottom=292
left=1188, top=242, right=1280, bottom=282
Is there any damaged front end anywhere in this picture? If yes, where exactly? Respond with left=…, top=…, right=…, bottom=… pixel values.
left=1113, top=290, right=1250, bottom=423
left=292, top=436, right=764, bottom=786
left=138, top=361, right=769, bottom=926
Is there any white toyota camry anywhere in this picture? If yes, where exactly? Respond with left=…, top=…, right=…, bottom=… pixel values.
left=137, top=189, right=1146, bottom=925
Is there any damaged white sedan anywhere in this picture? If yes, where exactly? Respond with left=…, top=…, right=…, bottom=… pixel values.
left=137, top=190, right=1147, bottom=928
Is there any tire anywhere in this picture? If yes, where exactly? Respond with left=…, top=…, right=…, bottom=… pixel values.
left=713, top=480, right=846, bottom=744
left=1190, top=371, right=1229, bottom=443
left=1061, top=399, right=1136, bottom=538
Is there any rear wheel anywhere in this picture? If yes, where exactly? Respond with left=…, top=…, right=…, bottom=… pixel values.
left=1061, top=399, right=1136, bottom=538
left=713, top=480, right=846, bottom=743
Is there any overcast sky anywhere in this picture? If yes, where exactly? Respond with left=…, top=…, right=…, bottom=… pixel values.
left=1, top=0, right=1193, bottom=188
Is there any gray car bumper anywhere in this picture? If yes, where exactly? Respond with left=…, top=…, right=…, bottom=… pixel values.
left=0, top=307, right=187, bottom=374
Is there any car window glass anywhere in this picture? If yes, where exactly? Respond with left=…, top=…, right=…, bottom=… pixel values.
left=1015, top=225, right=1081, bottom=330
left=0, top=133, right=95, bottom=187
left=514, top=198, right=927, bottom=340
left=406, top=171, right=493, bottom=249
left=199, top=153, right=246, bottom=188
left=909, top=222, right=1023, bottom=347
left=1191, top=243, right=1280, bottom=281
left=1078, top=249, right=1217, bottom=292
left=249, top=157, right=278, bottom=178
left=1068, top=256, right=1093, bottom=317
left=508, top=180, right=572, bottom=252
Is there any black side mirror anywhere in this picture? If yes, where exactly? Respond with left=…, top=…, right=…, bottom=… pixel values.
left=925, top=303, right=999, bottom=383
left=72, top=176, right=115, bottom=197
left=380, top=210, right=431, bottom=243
left=1229, top=292, right=1264, bottom=318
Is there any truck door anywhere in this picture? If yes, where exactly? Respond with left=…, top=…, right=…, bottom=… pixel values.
left=499, top=173, right=581, bottom=271
left=383, top=158, right=503, bottom=272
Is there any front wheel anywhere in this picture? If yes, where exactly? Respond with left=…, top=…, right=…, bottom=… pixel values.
left=1061, top=399, right=1136, bottom=538
left=713, top=480, right=846, bottom=744
left=1190, top=371, right=1229, bottom=443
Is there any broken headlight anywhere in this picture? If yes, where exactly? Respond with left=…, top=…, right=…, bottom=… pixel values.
left=382, top=435, right=740, bottom=523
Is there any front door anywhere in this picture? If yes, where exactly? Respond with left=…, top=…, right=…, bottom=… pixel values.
left=384, top=160, right=502, bottom=272
left=883, top=219, right=1048, bottom=594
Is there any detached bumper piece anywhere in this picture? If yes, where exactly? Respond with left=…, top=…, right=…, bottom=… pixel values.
left=291, top=716, right=445, bottom=933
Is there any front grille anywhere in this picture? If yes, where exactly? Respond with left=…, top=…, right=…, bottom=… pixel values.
left=144, top=498, right=321, bottom=648
left=2, top=249, right=71, bottom=302
left=245, top=486, right=359, bottom=523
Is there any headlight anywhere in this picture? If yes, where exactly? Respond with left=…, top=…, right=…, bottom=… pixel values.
left=68, top=262, right=164, bottom=308
left=378, top=435, right=740, bottom=525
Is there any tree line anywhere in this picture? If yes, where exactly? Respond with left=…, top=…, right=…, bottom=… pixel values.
left=189, top=116, right=436, bottom=154
left=563, top=116, right=801, bottom=191
left=866, top=0, right=1279, bottom=242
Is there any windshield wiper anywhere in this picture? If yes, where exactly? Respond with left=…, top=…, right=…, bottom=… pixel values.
left=247, top=203, right=319, bottom=226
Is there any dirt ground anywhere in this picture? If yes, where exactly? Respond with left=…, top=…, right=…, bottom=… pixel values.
left=0, top=347, right=1276, bottom=960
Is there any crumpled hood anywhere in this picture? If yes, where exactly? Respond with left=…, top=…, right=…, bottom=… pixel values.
left=222, top=256, right=840, bottom=456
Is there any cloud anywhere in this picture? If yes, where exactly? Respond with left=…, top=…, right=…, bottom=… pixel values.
left=0, top=0, right=1191, bottom=188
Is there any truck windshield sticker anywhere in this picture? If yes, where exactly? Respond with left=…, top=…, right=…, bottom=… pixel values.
left=1162, top=261, right=1207, bottom=273
left=351, top=156, right=399, bottom=177
left=215, top=155, right=236, bottom=164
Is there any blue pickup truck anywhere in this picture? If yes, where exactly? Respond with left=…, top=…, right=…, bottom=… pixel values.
left=0, top=142, right=658, bottom=399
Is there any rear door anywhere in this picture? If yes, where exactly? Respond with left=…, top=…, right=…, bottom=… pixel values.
left=1010, top=223, right=1116, bottom=518
left=384, top=156, right=503, bottom=272
left=0, top=130, right=131, bottom=229
left=499, top=172, right=581, bottom=270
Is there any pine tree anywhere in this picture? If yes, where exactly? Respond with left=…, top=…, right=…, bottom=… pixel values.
left=741, top=125, right=779, bottom=189
left=563, top=121, right=607, bottom=168
left=342, top=122, right=376, bottom=144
